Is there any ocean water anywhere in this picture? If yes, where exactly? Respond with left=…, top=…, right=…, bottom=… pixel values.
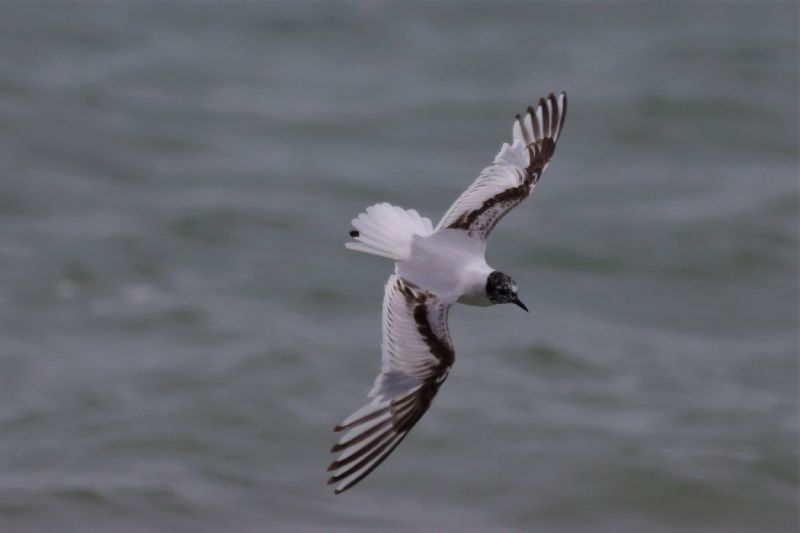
left=0, top=2, right=797, bottom=532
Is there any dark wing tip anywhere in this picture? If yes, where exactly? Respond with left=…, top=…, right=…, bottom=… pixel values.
left=349, top=230, right=359, bottom=238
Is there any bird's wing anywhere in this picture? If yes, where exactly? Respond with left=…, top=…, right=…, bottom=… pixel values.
left=328, top=274, right=455, bottom=494
left=436, top=92, right=567, bottom=240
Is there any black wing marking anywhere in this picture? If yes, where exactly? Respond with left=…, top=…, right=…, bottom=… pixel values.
left=436, top=92, right=567, bottom=240
left=327, top=276, right=454, bottom=494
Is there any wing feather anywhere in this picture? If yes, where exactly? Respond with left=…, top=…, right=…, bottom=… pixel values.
left=436, top=92, right=568, bottom=240
left=327, top=275, right=454, bottom=494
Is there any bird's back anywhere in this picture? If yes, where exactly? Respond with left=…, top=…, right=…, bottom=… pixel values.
left=397, top=229, right=491, bottom=303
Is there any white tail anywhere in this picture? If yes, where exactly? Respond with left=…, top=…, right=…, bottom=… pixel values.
left=345, top=203, right=433, bottom=260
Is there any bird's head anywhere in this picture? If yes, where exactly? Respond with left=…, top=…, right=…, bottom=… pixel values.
left=486, top=271, right=528, bottom=312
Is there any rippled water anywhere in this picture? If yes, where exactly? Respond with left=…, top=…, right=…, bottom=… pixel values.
left=0, top=2, right=797, bottom=532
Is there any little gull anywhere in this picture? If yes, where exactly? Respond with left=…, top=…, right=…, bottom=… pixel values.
left=328, top=93, right=568, bottom=494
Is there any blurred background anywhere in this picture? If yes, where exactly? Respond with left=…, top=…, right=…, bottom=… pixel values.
left=0, top=2, right=797, bottom=532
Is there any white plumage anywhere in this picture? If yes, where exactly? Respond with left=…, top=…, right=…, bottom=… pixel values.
left=345, top=203, right=433, bottom=260
left=328, top=92, right=568, bottom=494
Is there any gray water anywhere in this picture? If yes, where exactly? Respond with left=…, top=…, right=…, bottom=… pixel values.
left=0, top=2, right=797, bottom=532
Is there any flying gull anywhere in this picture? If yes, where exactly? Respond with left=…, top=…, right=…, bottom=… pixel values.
left=328, top=93, right=568, bottom=494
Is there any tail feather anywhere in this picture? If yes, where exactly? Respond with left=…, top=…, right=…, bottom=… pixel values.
left=345, top=203, right=433, bottom=260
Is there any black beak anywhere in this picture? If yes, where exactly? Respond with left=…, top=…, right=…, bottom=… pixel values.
left=512, top=297, right=529, bottom=313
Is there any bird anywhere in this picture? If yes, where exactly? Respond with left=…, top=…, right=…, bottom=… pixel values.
left=327, top=92, right=568, bottom=494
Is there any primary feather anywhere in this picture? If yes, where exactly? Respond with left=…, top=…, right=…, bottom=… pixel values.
left=331, top=92, right=568, bottom=493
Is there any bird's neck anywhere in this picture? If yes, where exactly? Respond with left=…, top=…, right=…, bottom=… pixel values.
left=456, top=262, right=494, bottom=307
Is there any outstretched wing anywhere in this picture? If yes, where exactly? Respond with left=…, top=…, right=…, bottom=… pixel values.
left=327, top=275, right=454, bottom=494
left=436, top=92, right=567, bottom=240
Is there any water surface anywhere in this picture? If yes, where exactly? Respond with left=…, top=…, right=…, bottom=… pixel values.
left=0, top=2, right=797, bottom=532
